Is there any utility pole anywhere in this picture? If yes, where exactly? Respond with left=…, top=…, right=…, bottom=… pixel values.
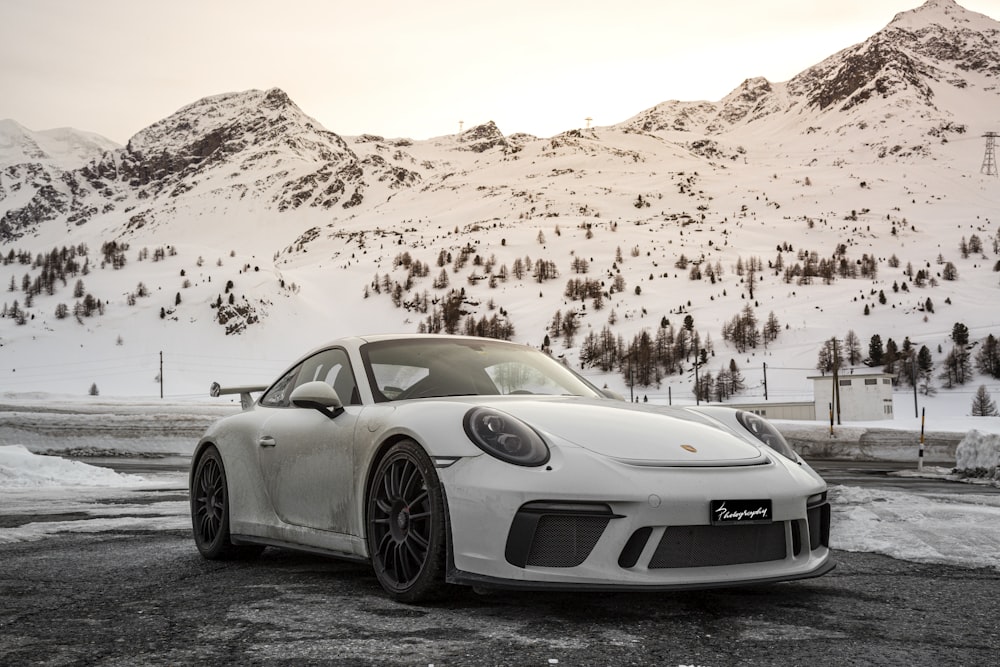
left=628, top=353, right=634, bottom=403
left=831, top=338, right=842, bottom=426
left=693, top=354, right=700, bottom=406
left=763, top=362, right=768, bottom=401
left=983, top=132, right=998, bottom=176
left=159, top=351, right=163, bottom=399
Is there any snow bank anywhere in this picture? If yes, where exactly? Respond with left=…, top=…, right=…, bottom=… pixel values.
left=955, top=430, right=1000, bottom=469
left=778, top=423, right=961, bottom=463
left=954, top=430, right=1000, bottom=484
left=0, top=396, right=237, bottom=456
left=0, top=445, right=147, bottom=488
left=830, top=485, right=1000, bottom=570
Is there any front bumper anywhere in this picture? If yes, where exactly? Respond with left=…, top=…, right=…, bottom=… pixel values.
left=439, top=444, right=833, bottom=590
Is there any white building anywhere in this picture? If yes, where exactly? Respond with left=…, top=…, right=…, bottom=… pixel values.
left=722, top=401, right=816, bottom=421
left=808, top=371, right=895, bottom=422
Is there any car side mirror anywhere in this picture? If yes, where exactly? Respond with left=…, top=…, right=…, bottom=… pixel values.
left=290, top=381, right=344, bottom=419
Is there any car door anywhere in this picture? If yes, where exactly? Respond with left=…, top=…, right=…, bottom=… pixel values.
left=255, top=347, right=361, bottom=535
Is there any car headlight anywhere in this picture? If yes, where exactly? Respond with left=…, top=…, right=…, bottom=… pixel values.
left=463, top=407, right=550, bottom=467
left=735, top=411, right=799, bottom=463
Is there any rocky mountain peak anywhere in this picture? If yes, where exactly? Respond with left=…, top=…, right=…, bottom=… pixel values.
left=716, top=77, right=780, bottom=125
left=456, top=121, right=511, bottom=153
left=3, top=88, right=397, bottom=241
left=617, top=0, right=997, bottom=139
left=788, top=0, right=999, bottom=113
left=885, top=0, right=1000, bottom=77
left=889, top=0, right=978, bottom=30
left=790, top=35, right=934, bottom=112
left=123, top=88, right=342, bottom=177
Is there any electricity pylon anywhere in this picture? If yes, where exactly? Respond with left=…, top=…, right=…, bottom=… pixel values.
left=983, top=132, right=998, bottom=176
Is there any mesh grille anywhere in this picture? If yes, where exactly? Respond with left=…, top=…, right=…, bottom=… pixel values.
left=525, top=515, right=610, bottom=567
left=808, top=506, right=822, bottom=550
left=649, top=523, right=787, bottom=569
left=807, top=503, right=831, bottom=550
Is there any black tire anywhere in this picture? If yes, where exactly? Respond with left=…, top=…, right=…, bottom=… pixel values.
left=190, top=445, right=264, bottom=560
left=366, top=439, right=449, bottom=603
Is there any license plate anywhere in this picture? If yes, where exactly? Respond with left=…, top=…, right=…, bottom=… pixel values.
left=710, top=499, right=772, bottom=525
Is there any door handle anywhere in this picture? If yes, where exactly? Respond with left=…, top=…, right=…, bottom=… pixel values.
left=258, top=436, right=277, bottom=448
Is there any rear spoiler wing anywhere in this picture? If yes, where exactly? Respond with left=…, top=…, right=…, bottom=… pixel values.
left=210, top=382, right=268, bottom=411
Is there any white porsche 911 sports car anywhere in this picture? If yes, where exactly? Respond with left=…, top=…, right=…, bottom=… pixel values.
left=190, top=334, right=833, bottom=602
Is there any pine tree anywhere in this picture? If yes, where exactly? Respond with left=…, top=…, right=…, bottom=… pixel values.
left=817, top=338, right=844, bottom=374
left=868, top=334, right=884, bottom=366
left=975, top=334, right=1000, bottom=379
left=764, top=311, right=781, bottom=343
left=917, top=346, right=935, bottom=396
left=970, top=385, right=998, bottom=417
left=845, top=330, right=862, bottom=366
left=883, top=338, right=899, bottom=376
left=729, top=359, right=746, bottom=394
left=952, top=322, right=970, bottom=346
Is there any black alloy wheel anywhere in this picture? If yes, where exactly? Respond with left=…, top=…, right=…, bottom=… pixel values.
left=366, top=439, right=448, bottom=602
left=191, top=445, right=263, bottom=560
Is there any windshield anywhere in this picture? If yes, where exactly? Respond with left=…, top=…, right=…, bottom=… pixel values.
left=361, top=338, right=602, bottom=402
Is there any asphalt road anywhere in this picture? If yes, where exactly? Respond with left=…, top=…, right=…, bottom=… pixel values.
left=2, top=531, right=997, bottom=666
left=2, top=460, right=998, bottom=666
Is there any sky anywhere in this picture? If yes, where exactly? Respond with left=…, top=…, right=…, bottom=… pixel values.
left=2, top=0, right=999, bottom=144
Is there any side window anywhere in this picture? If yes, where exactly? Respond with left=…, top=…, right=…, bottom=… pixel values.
left=370, top=363, right=429, bottom=400
left=259, top=365, right=300, bottom=408
left=295, top=348, right=360, bottom=406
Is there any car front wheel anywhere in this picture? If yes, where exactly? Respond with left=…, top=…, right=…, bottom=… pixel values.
left=366, top=439, right=449, bottom=602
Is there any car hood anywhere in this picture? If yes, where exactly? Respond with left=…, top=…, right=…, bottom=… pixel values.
left=479, top=398, right=768, bottom=467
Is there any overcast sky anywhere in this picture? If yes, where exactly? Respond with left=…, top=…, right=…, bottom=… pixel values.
left=2, top=0, right=999, bottom=143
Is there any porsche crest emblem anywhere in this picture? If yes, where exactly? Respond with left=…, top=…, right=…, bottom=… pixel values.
left=681, top=444, right=698, bottom=453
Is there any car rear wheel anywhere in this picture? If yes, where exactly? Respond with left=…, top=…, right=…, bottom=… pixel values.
left=191, top=445, right=263, bottom=560
left=366, top=439, right=448, bottom=603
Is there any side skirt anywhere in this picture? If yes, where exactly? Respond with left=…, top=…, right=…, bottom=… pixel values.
left=231, top=534, right=370, bottom=564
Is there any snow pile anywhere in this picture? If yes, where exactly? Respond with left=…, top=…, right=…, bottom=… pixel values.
left=0, top=445, right=147, bottom=488
left=955, top=430, right=1000, bottom=469
left=830, top=485, right=1000, bottom=570
left=954, top=429, right=1000, bottom=482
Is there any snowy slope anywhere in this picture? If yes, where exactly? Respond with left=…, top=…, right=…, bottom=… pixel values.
left=0, top=0, right=999, bottom=418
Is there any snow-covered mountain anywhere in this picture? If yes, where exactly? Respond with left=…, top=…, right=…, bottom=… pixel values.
left=0, top=120, right=122, bottom=241
left=622, top=0, right=999, bottom=159
left=0, top=119, right=120, bottom=170
left=1, top=0, right=999, bottom=410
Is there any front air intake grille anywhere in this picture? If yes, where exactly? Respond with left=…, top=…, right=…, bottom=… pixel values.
left=525, top=515, right=610, bottom=567
left=807, top=503, right=831, bottom=550
left=528, top=515, right=610, bottom=567
left=649, top=523, right=787, bottom=568
left=506, top=502, right=617, bottom=568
